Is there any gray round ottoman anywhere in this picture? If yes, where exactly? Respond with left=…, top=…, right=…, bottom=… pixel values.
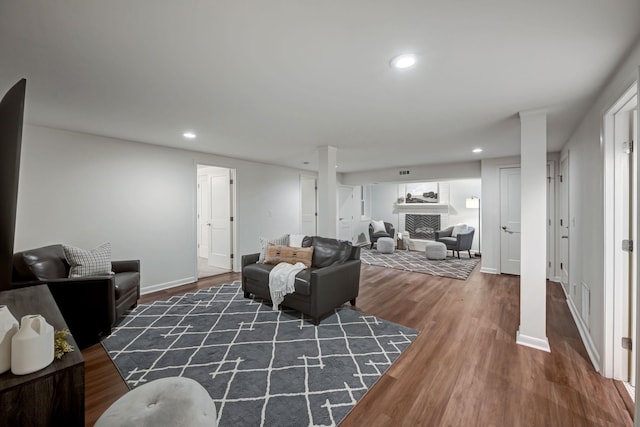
left=95, top=377, right=217, bottom=427
left=425, top=241, right=447, bottom=260
left=377, top=237, right=395, bottom=254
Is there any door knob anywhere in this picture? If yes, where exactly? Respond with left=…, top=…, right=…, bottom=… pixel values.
left=561, top=235, right=568, bottom=239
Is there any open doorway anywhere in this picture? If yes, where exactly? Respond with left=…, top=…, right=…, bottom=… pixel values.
left=603, top=81, right=638, bottom=396
left=196, top=164, right=236, bottom=278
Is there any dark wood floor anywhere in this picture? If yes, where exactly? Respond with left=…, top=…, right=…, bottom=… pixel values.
left=83, top=265, right=633, bottom=426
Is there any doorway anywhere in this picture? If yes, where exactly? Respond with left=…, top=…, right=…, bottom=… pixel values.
left=603, top=81, right=638, bottom=387
left=196, top=164, right=235, bottom=278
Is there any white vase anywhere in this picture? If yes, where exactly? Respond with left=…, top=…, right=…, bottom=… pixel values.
left=0, top=305, right=19, bottom=374
left=11, top=314, right=54, bottom=375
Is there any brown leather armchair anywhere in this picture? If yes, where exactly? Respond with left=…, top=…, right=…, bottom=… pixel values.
left=11, top=244, right=140, bottom=349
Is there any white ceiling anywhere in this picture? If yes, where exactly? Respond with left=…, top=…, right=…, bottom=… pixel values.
left=1, top=1, right=639, bottom=173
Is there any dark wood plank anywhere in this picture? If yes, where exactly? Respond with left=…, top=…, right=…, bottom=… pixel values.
left=83, top=266, right=633, bottom=426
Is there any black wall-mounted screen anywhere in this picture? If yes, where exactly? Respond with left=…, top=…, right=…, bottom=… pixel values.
left=0, top=79, right=26, bottom=291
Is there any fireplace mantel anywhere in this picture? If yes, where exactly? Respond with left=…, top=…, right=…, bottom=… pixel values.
left=393, top=203, right=450, bottom=213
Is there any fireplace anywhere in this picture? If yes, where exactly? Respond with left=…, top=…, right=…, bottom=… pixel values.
left=406, top=214, right=441, bottom=240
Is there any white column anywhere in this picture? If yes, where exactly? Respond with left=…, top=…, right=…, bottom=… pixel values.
left=317, top=146, right=337, bottom=238
left=517, top=109, right=550, bottom=352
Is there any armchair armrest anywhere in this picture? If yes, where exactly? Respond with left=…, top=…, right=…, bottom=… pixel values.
left=46, top=276, right=117, bottom=349
left=112, top=259, right=140, bottom=273
left=457, top=230, right=475, bottom=250
left=242, top=253, right=260, bottom=269
left=309, top=260, right=361, bottom=320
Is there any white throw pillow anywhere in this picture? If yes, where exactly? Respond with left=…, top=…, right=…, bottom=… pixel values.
left=289, top=234, right=306, bottom=248
left=258, top=234, right=290, bottom=263
left=62, top=242, right=113, bottom=278
left=451, top=224, right=468, bottom=237
left=371, top=220, right=387, bottom=234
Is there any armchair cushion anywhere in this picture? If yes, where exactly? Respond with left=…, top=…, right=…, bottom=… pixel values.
left=301, top=236, right=352, bottom=268
left=264, top=244, right=314, bottom=267
left=114, top=272, right=140, bottom=300
left=451, top=224, right=469, bottom=237
left=258, top=234, right=290, bottom=263
left=242, top=262, right=312, bottom=296
left=62, top=242, right=113, bottom=278
left=370, top=220, right=387, bottom=234
left=14, top=244, right=68, bottom=281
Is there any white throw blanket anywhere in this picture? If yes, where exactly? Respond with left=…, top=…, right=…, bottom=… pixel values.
left=268, top=262, right=307, bottom=311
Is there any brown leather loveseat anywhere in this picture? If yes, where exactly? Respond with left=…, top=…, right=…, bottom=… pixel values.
left=241, top=236, right=361, bottom=324
left=11, top=244, right=140, bottom=349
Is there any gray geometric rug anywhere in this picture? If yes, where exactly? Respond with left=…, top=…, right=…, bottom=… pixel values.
left=360, top=247, right=479, bottom=280
left=102, top=281, right=418, bottom=427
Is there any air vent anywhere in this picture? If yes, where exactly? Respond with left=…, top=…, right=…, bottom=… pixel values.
left=399, top=170, right=410, bottom=175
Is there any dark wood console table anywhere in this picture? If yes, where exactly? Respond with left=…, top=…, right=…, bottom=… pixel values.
left=0, top=285, right=84, bottom=427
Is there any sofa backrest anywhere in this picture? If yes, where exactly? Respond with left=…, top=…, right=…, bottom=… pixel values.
left=301, top=236, right=358, bottom=268
left=12, top=244, right=70, bottom=281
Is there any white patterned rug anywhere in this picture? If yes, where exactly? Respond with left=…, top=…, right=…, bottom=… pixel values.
left=102, top=282, right=418, bottom=427
left=360, top=247, right=479, bottom=280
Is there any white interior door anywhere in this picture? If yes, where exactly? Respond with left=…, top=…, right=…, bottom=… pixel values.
left=500, top=167, right=521, bottom=275
left=300, top=176, right=317, bottom=236
left=197, top=174, right=210, bottom=258
left=209, top=169, right=232, bottom=269
left=559, top=157, right=570, bottom=295
left=338, top=186, right=354, bottom=242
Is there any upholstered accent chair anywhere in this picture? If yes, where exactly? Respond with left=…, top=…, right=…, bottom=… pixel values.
left=435, top=226, right=475, bottom=259
left=368, top=221, right=395, bottom=249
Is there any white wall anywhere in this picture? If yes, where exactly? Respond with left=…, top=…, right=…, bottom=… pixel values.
left=15, top=125, right=306, bottom=292
left=341, top=161, right=480, bottom=186
left=559, top=39, right=640, bottom=371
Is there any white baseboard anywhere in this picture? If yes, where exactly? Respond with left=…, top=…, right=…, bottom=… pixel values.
left=480, top=267, right=498, bottom=274
left=140, top=276, right=197, bottom=295
left=516, top=330, right=551, bottom=352
left=549, top=276, right=561, bottom=283
left=565, top=294, right=601, bottom=372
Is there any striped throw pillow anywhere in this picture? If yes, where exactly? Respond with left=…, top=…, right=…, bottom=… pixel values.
left=62, top=243, right=113, bottom=278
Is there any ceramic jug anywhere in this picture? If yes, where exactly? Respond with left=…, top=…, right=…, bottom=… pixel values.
left=11, top=314, right=54, bottom=375
left=0, top=305, right=19, bottom=374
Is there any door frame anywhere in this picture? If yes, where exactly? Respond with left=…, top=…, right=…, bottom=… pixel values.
left=194, top=163, right=237, bottom=276
left=603, top=81, right=638, bottom=379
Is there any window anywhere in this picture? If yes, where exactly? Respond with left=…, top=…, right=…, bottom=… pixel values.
left=360, top=185, right=372, bottom=220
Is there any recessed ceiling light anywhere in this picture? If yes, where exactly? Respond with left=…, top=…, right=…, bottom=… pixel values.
left=183, top=131, right=196, bottom=139
left=472, top=148, right=483, bottom=153
left=390, top=54, right=417, bottom=69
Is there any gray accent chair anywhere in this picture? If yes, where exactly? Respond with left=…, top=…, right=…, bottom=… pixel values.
left=368, top=221, right=395, bottom=249
left=435, top=226, right=475, bottom=259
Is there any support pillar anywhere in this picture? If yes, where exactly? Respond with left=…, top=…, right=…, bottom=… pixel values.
left=317, top=146, right=337, bottom=238
left=517, top=109, right=550, bottom=352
